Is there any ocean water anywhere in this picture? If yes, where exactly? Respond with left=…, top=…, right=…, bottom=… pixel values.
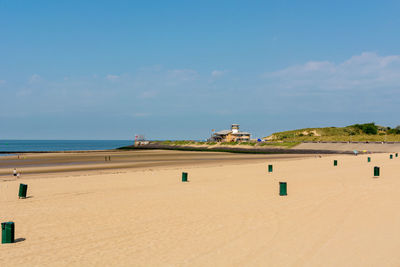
left=0, top=140, right=133, bottom=153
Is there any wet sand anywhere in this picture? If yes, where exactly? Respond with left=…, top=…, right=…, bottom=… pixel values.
left=1, top=151, right=400, bottom=266
left=0, top=150, right=316, bottom=178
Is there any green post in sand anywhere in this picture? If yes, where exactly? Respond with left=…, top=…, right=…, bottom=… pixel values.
left=279, top=182, right=287, bottom=196
left=182, top=172, right=188, bottom=182
left=1, top=222, right=15, bottom=244
left=268, top=164, right=273, bottom=173
left=390, top=154, right=393, bottom=159
left=333, top=160, right=338, bottom=166
left=374, top=166, right=380, bottom=177
left=18, top=184, right=27, bottom=199
left=367, top=157, right=371, bottom=162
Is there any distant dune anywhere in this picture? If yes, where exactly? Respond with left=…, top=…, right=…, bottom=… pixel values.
left=265, top=123, right=400, bottom=142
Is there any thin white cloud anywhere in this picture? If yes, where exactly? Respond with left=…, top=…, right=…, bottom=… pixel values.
left=16, top=88, right=33, bottom=97
left=132, top=112, right=151, bottom=117
left=139, top=90, right=157, bottom=99
left=211, top=70, right=228, bottom=77
left=264, top=52, right=400, bottom=92
left=29, top=74, right=41, bottom=83
left=106, top=74, right=120, bottom=81
left=167, top=69, right=198, bottom=82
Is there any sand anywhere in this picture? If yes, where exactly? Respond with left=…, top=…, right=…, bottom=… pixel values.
left=1, top=151, right=400, bottom=266
left=0, top=150, right=316, bottom=177
left=295, top=142, right=400, bottom=152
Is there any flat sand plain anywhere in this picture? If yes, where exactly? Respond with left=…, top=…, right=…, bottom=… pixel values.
left=0, top=150, right=315, bottom=178
left=1, top=151, right=400, bottom=266
left=295, top=142, right=400, bottom=152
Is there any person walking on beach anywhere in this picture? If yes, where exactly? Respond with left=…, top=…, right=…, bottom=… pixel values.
left=13, top=168, right=17, bottom=177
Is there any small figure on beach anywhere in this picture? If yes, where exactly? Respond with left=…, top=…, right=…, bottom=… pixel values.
left=13, top=168, right=17, bottom=177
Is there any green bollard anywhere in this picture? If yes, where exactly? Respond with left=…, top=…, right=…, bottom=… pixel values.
left=268, top=164, right=273, bottom=173
left=374, top=166, right=380, bottom=177
left=1, top=222, right=15, bottom=244
left=182, top=172, right=188, bottom=182
left=279, top=182, right=287, bottom=196
left=18, top=184, right=27, bottom=199
left=367, top=157, right=371, bottom=163
left=390, top=154, right=393, bottom=159
left=333, top=160, right=338, bottom=166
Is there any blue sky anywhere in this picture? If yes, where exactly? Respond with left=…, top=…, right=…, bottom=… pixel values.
left=1, top=0, right=400, bottom=140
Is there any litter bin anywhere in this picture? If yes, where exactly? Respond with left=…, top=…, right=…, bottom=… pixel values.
left=374, top=166, right=380, bottom=177
left=333, top=160, right=338, bottom=166
left=367, top=157, right=371, bottom=162
left=390, top=154, right=393, bottom=159
left=279, top=182, right=287, bottom=196
left=18, top=184, right=27, bottom=199
left=182, top=172, right=188, bottom=182
left=1, top=222, right=14, bottom=244
left=268, top=165, right=273, bottom=173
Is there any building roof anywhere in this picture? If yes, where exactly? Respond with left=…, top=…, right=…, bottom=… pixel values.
left=214, top=130, right=231, bottom=135
left=214, top=130, right=250, bottom=135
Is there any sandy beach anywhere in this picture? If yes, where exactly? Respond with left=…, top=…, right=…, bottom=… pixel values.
left=0, top=150, right=316, bottom=178
left=1, top=150, right=400, bottom=266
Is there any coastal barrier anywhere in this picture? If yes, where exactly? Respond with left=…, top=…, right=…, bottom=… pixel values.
left=119, top=143, right=354, bottom=155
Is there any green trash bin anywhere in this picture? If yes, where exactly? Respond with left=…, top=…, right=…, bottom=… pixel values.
left=1, top=222, right=15, bottom=244
left=333, top=160, right=338, bottom=166
left=182, top=172, right=188, bottom=182
left=268, top=164, right=273, bottom=173
left=367, top=157, right=371, bottom=162
left=390, top=154, right=393, bottom=159
left=279, top=182, right=287, bottom=196
left=18, top=184, right=27, bottom=199
left=374, top=166, right=380, bottom=177
left=396, top=153, right=398, bottom=158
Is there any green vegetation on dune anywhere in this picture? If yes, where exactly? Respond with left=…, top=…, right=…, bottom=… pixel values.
left=266, top=123, right=400, bottom=142
left=158, top=140, right=299, bottom=148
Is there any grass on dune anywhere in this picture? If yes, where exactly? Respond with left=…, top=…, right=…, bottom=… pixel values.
left=266, top=123, right=400, bottom=142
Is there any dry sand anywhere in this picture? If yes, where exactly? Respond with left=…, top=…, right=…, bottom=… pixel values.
left=295, top=142, right=400, bottom=152
left=1, top=151, right=400, bottom=266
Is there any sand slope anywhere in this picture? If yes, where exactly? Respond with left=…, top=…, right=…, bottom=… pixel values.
left=1, top=152, right=400, bottom=266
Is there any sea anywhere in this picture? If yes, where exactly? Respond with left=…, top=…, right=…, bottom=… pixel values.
left=0, top=140, right=133, bottom=154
